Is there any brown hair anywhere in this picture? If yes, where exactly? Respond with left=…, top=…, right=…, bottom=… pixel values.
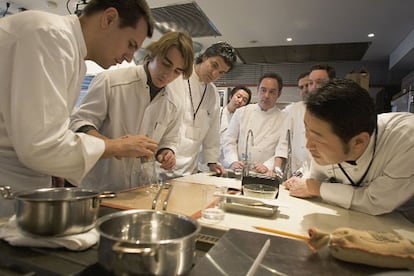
left=144, top=32, right=194, bottom=79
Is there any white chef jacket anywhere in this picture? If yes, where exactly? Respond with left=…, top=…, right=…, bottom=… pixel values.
left=168, top=72, right=221, bottom=176
left=0, top=11, right=104, bottom=216
left=221, top=104, right=289, bottom=170
left=310, top=112, right=414, bottom=216
left=283, top=101, right=311, bottom=172
left=70, top=65, right=183, bottom=191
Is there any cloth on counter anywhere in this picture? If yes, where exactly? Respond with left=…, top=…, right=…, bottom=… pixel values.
left=307, top=227, right=414, bottom=269
left=0, top=216, right=98, bottom=251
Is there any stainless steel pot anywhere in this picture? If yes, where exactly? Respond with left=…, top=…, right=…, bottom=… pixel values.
left=0, top=186, right=115, bottom=236
left=96, top=209, right=201, bottom=276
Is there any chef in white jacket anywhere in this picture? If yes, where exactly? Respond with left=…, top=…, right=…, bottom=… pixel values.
left=69, top=32, right=194, bottom=191
left=0, top=0, right=156, bottom=217
left=168, top=42, right=237, bottom=177
left=222, top=73, right=289, bottom=175
left=283, top=65, right=336, bottom=173
left=285, top=79, right=414, bottom=220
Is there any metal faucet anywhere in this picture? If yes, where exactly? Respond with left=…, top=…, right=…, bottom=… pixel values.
left=283, top=129, right=292, bottom=181
left=243, top=129, right=254, bottom=176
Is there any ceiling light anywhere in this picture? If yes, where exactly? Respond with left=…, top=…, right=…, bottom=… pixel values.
left=286, top=37, right=293, bottom=42
left=368, top=33, right=375, bottom=38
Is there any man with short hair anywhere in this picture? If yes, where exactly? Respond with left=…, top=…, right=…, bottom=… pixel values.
left=285, top=79, right=414, bottom=219
left=169, top=42, right=237, bottom=177
left=283, top=65, right=336, bottom=174
left=70, top=32, right=194, bottom=191
left=307, top=64, right=336, bottom=92
left=0, top=0, right=155, bottom=216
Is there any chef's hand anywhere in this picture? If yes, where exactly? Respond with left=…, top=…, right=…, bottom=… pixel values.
left=209, top=163, right=225, bottom=176
left=230, top=161, right=244, bottom=170
left=102, top=135, right=158, bottom=159
left=252, top=163, right=268, bottom=174
left=156, top=149, right=176, bottom=170
left=284, top=177, right=321, bottom=198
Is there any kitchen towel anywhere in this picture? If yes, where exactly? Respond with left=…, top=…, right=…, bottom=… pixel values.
left=0, top=215, right=99, bottom=251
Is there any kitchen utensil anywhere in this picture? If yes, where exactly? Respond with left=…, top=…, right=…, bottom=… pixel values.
left=0, top=186, right=115, bottom=236
left=254, top=226, right=309, bottom=240
left=214, top=193, right=281, bottom=217
left=96, top=209, right=200, bottom=275
left=246, top=239, right=270, bottom=276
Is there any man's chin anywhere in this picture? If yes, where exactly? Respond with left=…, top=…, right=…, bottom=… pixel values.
left=312, top=156, right=329, bottom=166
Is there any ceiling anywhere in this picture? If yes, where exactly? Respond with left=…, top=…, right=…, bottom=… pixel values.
left=2, top=0, right=414, bottom=72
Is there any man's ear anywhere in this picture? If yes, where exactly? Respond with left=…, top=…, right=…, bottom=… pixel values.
left=101, top=7, right=118, bottom=28
left=351, top=132, right=370, bottom=150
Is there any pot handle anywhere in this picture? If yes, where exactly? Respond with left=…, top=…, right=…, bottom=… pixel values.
left=0, top=186, right=14, bottom=199
left=112, top=242, right=158, bottom=256
left=98, top=191, right=117, bottom=199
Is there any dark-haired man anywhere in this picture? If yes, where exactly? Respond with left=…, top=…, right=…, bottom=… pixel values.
left=169, top=42, right=237, bottom=177
left=285, top=79, right=414, bottom=219
left=0, top=0, right=154, bottom=216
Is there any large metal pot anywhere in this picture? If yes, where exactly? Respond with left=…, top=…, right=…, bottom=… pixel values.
left=96, top=209, right=201, bottom=275
left=0, top=186, right=115, bottom=236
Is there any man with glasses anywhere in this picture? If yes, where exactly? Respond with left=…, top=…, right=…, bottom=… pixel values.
left=169, top=42, right=237, bottom=177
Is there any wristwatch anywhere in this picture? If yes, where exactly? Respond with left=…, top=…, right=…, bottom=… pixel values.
left=273, top=167, right=284, bottom=179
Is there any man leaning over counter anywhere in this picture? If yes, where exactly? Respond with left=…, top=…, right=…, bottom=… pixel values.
left=285, top=79, right=414, bottom=221
left=0, top=0, right=156, bottom=217
left=69, top=32, right=194, bottom=191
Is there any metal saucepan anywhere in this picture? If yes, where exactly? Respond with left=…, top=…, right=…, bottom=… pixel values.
left=0, top=186, right=115, bottom=236
left=96, top=209, right=201, bottom=275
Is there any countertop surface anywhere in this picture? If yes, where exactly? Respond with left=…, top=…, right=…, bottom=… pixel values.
left=102, top=173, right=414, bottom=241
left=1, top=173, right=413, bottom=275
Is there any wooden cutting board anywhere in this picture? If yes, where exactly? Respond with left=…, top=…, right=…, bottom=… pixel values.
left=100, top=180, right=219, bottom=218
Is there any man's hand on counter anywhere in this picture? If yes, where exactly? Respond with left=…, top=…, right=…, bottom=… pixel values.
left=208, top=163, right=226, bottom=176
left=284, top=177, right=321, bottom=198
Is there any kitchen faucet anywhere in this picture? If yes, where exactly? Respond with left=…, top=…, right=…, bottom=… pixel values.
left=282, top=129, right=292, bottom=181
left=243, top=129, right=254, bottom=177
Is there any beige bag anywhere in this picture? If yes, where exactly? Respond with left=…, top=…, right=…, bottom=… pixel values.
left=307, top=227, right=414, bottom=269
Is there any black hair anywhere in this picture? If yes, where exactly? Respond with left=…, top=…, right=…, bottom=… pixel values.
left=82, top=0, right=154, bottom=37
left=297, top=71, right=309, bottom=82
left=229, top=85, right=252, bottom=104
left=305, top=79, right=377, bottom=143
left=309, top=64, right=336, bottom=79
left=258, top=72, right=283, bottom=92
left=195, top=41, right=237, bottom=71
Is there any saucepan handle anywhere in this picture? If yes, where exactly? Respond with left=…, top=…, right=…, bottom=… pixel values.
left=112, top=242, right=158, bottom=256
